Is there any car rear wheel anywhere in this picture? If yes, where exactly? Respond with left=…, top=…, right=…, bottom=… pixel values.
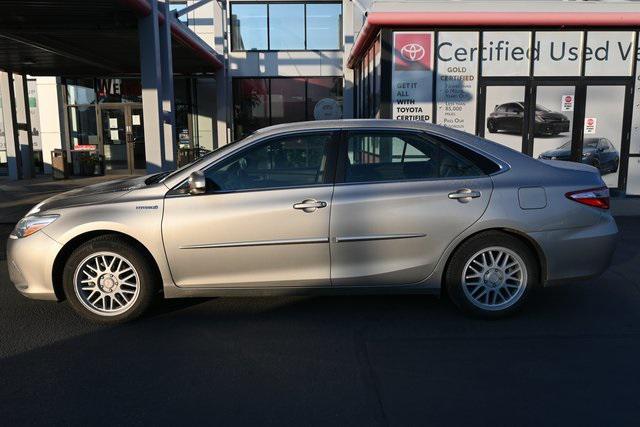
left=445, top=232, right=538, bottom=318
left=62, top=235, right=157, bottom=324
left=487, top=120, right=498, bottom=133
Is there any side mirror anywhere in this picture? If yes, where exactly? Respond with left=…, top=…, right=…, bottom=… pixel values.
left=188, top=170, right=206, bottom=195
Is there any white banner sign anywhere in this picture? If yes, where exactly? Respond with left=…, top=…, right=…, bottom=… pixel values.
left=436, top=32, right=479, bottom=133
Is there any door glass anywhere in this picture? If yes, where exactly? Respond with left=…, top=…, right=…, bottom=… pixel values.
left=101, top=108, right=128, bottom=171
left=533, top=86, right=576, bottom=160
left=484, top=86, right=526, bottom=152
left=204, top=133, right=332, bottom=192
left=582, top=85, right=625, bottom=187
left=131, top=108, right=146, bottom=170
left=345, top=132, right=483, bottom=183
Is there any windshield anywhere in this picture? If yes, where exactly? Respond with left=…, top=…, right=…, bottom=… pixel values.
left=535, top=104, right=552, bottom=112
left=558, top=140, right=571, bottom=149
left=158, top=138, right=246, bottom=183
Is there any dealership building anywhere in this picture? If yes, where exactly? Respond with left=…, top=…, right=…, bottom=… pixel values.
left=2, top=0, right=640, bottom=195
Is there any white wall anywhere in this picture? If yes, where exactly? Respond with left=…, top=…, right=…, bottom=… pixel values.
left=35, top=76, right=64, bottom=174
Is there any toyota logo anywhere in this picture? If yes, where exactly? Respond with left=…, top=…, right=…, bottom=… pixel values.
left=400, top=43, right=425, bottom=62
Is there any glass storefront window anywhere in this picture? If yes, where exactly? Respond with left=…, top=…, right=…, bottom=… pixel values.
left=231, top=2, right=342, bottom=51
left=306, top=3, right=342, bottom=50
left=270, top=78, right=306, bottom=125
left=269, top=4, right=305, bottom=50
left=231, top=3, right=268, bottom=51
left=307, top=78, right=343, bottom=121
left=68, top=105, right=98, bottom=148
left=96, top=78, right=142, bottom=103
left=233, top=77, right=343, bottom=139
left=585, top=31, right=635, bottom=77
left=233, top=79, right=270, bottom=137
left=66, top=79, right=96, bottom=105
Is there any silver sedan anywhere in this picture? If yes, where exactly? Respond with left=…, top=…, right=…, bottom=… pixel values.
left=7, top=120, right=618, bottom=323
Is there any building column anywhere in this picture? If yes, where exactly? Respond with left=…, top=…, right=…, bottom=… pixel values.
left=138, top=0, right=165, bottom=173
left=0, top=71, right=21, bottom=180
left=213, top=0, right=229, bottom=145
left=14, top=74, right=35, bottom=178
left=342, top=0, right=355, bottom=119
left=160, top=0, right=177, bottom=170
left=35, top=77, right=64, bottom=175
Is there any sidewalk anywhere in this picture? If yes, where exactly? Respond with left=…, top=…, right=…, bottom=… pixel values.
left=0, top=174, right=638, bottom=225
left=0, top=175, right=138, bottom=224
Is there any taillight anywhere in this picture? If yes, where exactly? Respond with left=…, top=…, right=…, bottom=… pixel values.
left=565, top=186, right=610, bottom=209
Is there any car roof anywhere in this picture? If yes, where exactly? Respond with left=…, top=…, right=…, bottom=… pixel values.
left=252, top=119, right=434, bottom=137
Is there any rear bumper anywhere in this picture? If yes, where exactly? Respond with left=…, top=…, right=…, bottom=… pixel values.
left=529, top=215, right=618, bottom=286
left=7, top=231, right=61, bottom=301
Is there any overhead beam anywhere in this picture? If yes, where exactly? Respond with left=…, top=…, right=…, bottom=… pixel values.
left=175, top=0, right=213, bottom=17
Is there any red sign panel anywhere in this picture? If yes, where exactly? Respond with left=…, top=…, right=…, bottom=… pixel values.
left=394, top=32, right=432, bottom=71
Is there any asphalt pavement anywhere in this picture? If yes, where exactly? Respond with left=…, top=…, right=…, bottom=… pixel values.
left=1, top=218, right=640, bottom=426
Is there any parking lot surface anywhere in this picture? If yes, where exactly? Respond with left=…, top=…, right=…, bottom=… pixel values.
left=1, top=218, right=640, bottom=426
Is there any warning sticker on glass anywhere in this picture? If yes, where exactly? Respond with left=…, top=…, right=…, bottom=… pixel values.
left=584, top=117, right=597, bottom=134
left=561, top=95, right=574, bottom=112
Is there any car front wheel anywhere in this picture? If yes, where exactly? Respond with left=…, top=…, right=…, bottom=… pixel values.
left=62, top=235, right=157, bottom=324
left=445, top=232, right=538, bottom=318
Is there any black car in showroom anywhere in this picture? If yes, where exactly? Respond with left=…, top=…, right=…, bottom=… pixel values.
left=538, top=138, right=620, bottom=175
left=487, top=102, right=571, bottom=136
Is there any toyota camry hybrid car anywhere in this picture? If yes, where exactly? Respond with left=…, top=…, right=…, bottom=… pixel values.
left=8, top=120, right=618, bottom=323
left=487, top=102, right=570, bottom=136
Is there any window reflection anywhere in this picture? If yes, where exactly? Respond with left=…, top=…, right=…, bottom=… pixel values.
left=233, top=77, right=343, bottom=139
left=231, top=4, right=268, bottom=51
left=269, top=4, right=305, bottom=50
left=306, top=3, right=342, bottom=50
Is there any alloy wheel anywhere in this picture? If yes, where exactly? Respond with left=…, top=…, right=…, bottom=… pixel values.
left=461, top=246, right=527, bottom=311
left=73, top=251, right=141, bottom=316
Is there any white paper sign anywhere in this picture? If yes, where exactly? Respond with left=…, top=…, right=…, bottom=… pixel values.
left=561, top=94, right=574, bottom=112
left=132, top=115, right=141, bottom=126
left=584, top=117, right=597, bottom=134
left=109, top=118, right=118, bottom=129
left=436, top=32, right=479, bottom=133
left=109, top=129, right=120, bottom=141
left=392, top=31, right=434, bottom=122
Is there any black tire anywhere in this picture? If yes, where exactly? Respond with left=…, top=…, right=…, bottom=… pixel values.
left=487, top=120, right=497, bottom=133
left=62, top=235, right=158, bottom=324
left=445, top=231, right=538, bottom=319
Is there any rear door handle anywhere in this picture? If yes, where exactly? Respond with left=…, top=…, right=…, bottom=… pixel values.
left=448, top=189, right=481, bottom=203
left=293, top=199, right=327, bottom=213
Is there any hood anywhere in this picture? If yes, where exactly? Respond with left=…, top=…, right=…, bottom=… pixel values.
left=29, top=175, right=150, bottom=214
left=537, top=111, right=568, bottom=121
left=540, top=147, right=571, bottom=158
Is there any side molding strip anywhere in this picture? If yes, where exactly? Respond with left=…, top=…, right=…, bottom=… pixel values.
left=180, top=237, right=329, bottom=249
left=334, top=233, right=426, bottom=243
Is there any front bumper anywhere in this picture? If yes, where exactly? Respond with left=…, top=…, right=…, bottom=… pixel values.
left=535, top=121, right=570, bottom=135
left=530, top=214, right=618, bottom=286
left=7, top=231, right=62, bottom=300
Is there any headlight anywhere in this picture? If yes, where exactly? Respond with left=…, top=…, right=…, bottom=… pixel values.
left=10, top=214, right=59, bottom=239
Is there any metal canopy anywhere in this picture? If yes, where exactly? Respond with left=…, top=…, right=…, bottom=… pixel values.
left=0, top=0, right=220, bottom=76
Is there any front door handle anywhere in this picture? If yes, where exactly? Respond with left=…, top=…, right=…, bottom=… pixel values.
left=293, top=199, right=327, bottom=213
left=448, top=189, right=481, bottom=203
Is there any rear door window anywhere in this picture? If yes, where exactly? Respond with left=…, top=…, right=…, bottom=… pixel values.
left=343, top=131, right=485, bottom=183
